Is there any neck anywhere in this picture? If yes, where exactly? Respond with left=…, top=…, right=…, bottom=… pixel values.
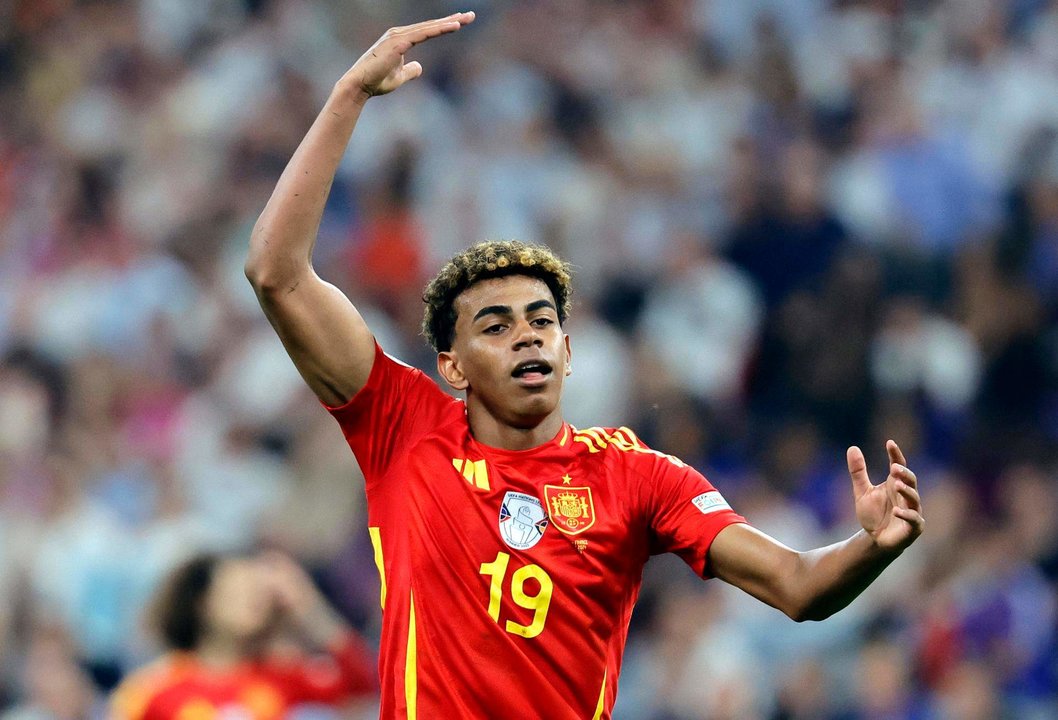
left=466, top=403, right=564, bottom=451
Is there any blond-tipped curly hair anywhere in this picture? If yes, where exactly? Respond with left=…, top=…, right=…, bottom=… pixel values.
left=422, top=240, right=573, bottom=352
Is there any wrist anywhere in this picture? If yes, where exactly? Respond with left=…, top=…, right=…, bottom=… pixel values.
left=332, top=77, right=372, bottom=108
left=861, top=529, right=903, bottom=559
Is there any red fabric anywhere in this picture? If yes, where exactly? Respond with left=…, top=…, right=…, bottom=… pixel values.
left=111, top=632, right=375, bottom=720
left=328, top=344, right=746, bottom=719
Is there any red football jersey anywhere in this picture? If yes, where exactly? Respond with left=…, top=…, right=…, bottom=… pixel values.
left=330, top=345, right=746, bottom=719
left=110, top=632, right=375, bottom=720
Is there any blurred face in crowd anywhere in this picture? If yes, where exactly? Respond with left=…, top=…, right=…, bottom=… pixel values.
left=202, top=558, right=276, bottom=644
left=440, top=275, right=571, bottom=429
left=23, top=629, right=96, bottom=719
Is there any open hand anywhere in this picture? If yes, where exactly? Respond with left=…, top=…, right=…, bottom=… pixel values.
left=848, top=440, right=924, bottom=552
left=259, top=551, right=323, bottom=623
left=342, top=12, right=475, bottom=101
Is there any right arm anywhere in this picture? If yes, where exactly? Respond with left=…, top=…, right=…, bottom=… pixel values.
left=245, top=12, right=475, bottom=406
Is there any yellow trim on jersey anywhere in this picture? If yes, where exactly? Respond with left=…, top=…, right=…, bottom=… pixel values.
left=452, top=458, right=490, bottom=491
left=592, top=669, right=608, bottom=720
left=581, top=427, right=610, bottom=450
left=559, top=424, right=569, bottom=446
left=368, top=527, right=386, bottom=610
left=572, top=429, right=604, bottom=452
left=574, top=426, right=686, bottom=467
left=406, top=591, right=417, bottom=719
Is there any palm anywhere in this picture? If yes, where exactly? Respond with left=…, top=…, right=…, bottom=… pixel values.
left=343, top=13, right=474, bottom=99
left=848, top=441, right=924, bottom=552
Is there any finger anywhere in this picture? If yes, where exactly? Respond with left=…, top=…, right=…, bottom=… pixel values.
left=404, top=11, right=476, bottom=31
left=894, top=480, right=921, bottom=510
left=407, top=20, right=466, bottom=45
left=886, top=439, right=907, bottom=467
left=387, top=22, right=463, bottom=55
left=397, top=12, right=475, bottom=42
left=893, top=507, right=925, bottom=534
left=847, top=446, right=872, bottom=498
left=891, top=463, right=917, bottom=489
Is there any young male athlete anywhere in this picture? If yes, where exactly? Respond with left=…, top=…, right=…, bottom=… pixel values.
left=245, top=12, right=925, bottom=719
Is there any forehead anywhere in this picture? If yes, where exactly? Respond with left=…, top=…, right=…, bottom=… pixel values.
left=454, top=275, right=556, bottom=319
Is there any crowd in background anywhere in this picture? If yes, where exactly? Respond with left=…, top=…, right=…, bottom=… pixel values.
left=2, top=0, right=1058, bottom=717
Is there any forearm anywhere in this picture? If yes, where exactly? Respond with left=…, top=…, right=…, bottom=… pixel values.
left=791, top=529, right=901, bottom=622
left=246, top=80, right=368, bottom=290
left=299, top=598, right=351, bottom=649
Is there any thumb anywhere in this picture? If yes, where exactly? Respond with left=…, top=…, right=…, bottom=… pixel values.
left=847, top=446, right=871, bottom=499
left=399, top=60, right=423, bottom=85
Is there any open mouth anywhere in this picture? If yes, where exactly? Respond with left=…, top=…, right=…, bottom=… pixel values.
left=511, top=360, right=553, bottom=385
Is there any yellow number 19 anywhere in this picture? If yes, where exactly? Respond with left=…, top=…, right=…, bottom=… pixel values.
left=479, top=551, right=554, bottom=638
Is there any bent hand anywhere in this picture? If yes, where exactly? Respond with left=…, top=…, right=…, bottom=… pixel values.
left=847, top=440, right=925, bottom=553
left=341, top=11, right=475, bottom=102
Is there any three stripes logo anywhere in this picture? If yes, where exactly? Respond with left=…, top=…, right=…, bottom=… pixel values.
left=452, top=458, right=490, bottom=491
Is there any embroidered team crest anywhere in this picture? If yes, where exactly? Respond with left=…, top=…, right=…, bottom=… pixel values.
left=543, top=485, right=596, bottom=535
left=499, top=492, right=549, bottom=550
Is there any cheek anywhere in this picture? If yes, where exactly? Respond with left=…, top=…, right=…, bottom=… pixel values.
left=462, top=344, right=505, bottom=383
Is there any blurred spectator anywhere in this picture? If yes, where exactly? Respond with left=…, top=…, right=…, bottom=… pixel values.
left=0, top=623, right=102, bottom=720
left=639, top=232, right=763, bottom=405
left=109, top=551, right=376, bottom=720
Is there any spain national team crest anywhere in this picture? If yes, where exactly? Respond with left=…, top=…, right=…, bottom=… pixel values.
left=543, top=484, right=596, bottom=535
left=499, top=492, right=549, bottom=550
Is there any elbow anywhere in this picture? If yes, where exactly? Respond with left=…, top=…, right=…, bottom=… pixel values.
left=782, top=595, right=814, bottom=623
left=244, top=253, right=270, bottom=293
left=245, top=224, right=276, bottom=290
left=779, top=556, right=832, bottom=623
left=784, top=587, right=842, bottom=623
left=788, top=603, right=831, bottom=623
left=245, top=228, right=269, bottom=290
left=245, top=228, right=299, bottom=295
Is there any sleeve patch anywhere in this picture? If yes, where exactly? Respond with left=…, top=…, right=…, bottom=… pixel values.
left=691, top=491, right=731, bottom=515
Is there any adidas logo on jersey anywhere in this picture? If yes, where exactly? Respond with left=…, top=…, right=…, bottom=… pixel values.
left=452, top=458, right=490, bottom=491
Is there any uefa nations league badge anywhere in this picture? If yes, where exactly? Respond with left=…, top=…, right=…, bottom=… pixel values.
left=499, top=491, right=549, bottom=550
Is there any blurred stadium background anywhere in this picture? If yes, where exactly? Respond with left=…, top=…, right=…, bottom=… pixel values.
left=2, top=0, right=1058, bottom=717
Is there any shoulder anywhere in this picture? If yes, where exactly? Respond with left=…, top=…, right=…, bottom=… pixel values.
left=111, top=655, right=191, bottom=719
left=570, top=425, right=687, bottom=470
left=327, top=345, right=459, bottom=419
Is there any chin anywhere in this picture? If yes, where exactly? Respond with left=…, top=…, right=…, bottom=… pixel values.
left=509, top=396, right=559, bottom=427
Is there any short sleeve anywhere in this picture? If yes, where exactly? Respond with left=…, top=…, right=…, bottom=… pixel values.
left=326, top=343, right=459, bottom=482
left=646, top=457, right=746, bottom=578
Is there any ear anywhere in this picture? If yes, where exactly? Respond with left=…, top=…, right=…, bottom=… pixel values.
left=437, top=350, right=469, bottom=391
left=563, top=334, right=572, bottom=376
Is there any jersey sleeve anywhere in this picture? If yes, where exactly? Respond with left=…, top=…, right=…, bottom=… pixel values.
left=326, top=343, right=459, bottom=482
left=644, top=454, right=746, bottom=578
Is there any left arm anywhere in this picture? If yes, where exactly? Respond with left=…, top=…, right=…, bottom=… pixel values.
left=708, top=440, right=924, bottom=622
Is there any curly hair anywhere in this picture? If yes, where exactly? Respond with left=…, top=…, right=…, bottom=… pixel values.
left=422, top=240, right=573, bottom=352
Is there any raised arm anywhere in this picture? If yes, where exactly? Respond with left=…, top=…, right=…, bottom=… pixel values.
left=245, top=12, right=475, bottom=406
left=708, top=440, right=924, bottom=622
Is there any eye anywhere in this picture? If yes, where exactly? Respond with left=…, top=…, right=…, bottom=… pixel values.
left=531, top=317, right=554, bottom=328
left=484, top=324, right=505, bottom=334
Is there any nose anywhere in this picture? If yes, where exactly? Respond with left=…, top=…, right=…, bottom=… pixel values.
left=511, top=319, right=543, bottom=350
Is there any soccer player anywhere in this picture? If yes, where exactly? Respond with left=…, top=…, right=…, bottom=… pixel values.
left=109, top=552, right=376, bottom=719
left=245, top=12, right=925, bottom=719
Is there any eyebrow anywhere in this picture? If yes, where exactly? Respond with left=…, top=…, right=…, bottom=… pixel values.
left=472, top=299, right=557, bottom=323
